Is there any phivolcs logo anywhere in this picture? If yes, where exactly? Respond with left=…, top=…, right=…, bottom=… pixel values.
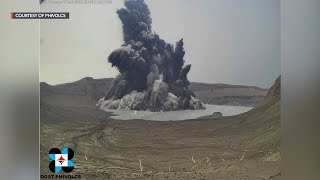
left=49, top=147, right=75, bottom=173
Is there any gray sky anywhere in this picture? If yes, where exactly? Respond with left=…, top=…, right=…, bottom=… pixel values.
left=40, top=0, right=280, bottom=88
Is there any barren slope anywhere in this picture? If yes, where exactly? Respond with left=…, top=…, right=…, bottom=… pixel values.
left=40, top=77, right=280, bottom=179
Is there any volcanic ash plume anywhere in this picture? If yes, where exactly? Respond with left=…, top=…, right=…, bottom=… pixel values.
left=98, top=0, right=205, bottom=112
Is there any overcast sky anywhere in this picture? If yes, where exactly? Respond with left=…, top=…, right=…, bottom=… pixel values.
left=40, top=0, right=280, bottom=88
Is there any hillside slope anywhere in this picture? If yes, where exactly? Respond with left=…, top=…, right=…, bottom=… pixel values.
left=41, top=77, right=280, bottom=179
left=189, top=82, right=267, bottom=106
left=40, top=77, right=113, bottom=107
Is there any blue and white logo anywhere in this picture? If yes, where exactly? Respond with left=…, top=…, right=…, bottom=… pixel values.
left=48, top=147, right=74, bottom=173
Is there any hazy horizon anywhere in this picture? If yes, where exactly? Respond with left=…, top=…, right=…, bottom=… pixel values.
left=40, top=0, right=280, bottom=88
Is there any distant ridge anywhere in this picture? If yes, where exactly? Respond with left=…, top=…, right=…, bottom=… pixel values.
left=40, top=77, right=268, bottom=107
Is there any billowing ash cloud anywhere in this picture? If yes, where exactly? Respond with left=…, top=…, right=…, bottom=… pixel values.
left=98, top=0, right=205, bottom=112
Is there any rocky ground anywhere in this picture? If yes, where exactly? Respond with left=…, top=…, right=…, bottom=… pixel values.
left=40, top=77, right=280, bottom=179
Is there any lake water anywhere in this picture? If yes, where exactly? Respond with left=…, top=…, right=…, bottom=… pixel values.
left=102, top=104, right=253, bottom=121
